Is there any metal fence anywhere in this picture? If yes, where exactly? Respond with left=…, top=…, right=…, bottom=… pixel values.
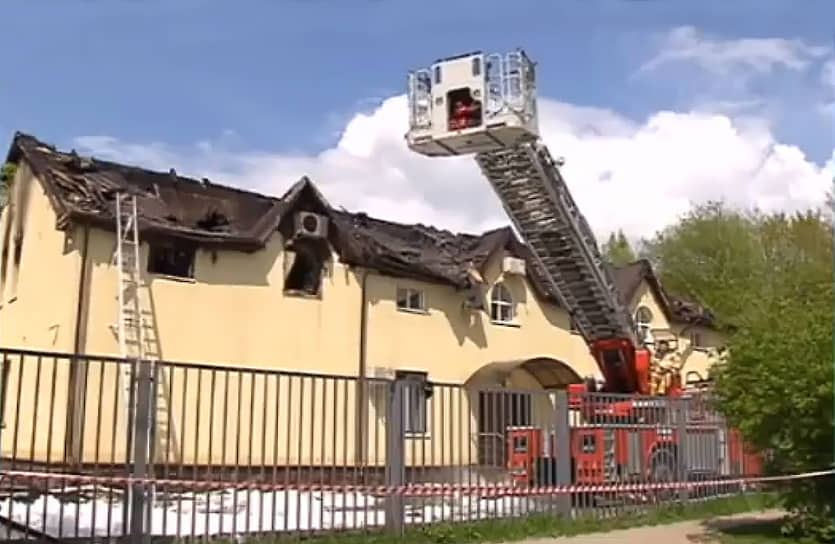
left=0, top=348, right=761, bottom=541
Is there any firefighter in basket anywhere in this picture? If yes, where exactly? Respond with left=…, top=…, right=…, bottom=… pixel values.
left=450, top=99, right=482, bottom=130
left=649, top=338, right=685, bottom=396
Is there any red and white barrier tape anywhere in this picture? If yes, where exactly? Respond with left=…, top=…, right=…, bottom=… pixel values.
left=0, top=468, right=832, bottom=497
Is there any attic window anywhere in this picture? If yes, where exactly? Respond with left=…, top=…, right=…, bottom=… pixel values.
left=284, top=244, right=323, bottom=296
left=396, top=287, right=426, bottom=313
left=635, top=306, right=653, bottom=343
left=148, top=243, right=195, bottom=279
left=490, top=282, right=516, bottom=325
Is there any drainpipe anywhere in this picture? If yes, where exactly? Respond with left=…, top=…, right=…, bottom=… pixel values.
left=355, top=268, right=370, bottom=471
left=72, top=226, right=91, bottom=354
left=67, top=226, right=91, bottom=465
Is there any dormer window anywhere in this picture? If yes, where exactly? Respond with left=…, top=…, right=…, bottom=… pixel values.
left=396, top=287, right=426, bottom=313
left=490, top=282, right=516, bottom=325
left=284, top=243, right=324, bottom=296
left=635, top=306, right=653, bottom=343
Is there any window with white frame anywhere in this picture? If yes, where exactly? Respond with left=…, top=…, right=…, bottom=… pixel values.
left=396, top=287, right=426, bottom=312
left=490, top=282, right=515, bottom=324
left=635, top=306, right=653, bottom=343
left=396, top=370, right=429, bottom=434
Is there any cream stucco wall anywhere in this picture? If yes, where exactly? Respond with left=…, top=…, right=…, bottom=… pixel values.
left=628, top=281, right=725, bottom=385
left=0, top=169, right=725, bottom=469
left=671, top=323, right=725, bottom=381
left=1, top=162, right=83, bottom=350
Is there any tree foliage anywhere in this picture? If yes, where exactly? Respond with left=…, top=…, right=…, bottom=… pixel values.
left=642, top=201, right=834, bottom=539
left=602, top=229, right=636, bottom=267
left=1, top=161, right=17, bottom=208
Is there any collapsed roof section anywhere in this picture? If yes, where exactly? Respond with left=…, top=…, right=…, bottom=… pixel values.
left=5, top=131, right=715, bottom=328
left=8, top=132, right=286, bottom=251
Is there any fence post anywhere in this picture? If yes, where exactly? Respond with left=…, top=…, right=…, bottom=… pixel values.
left=385, top=379, right=405, bottom=534
left=130, top=359, right=153, bottom=544
left=676, top=397, right=689, bottom=503
left=554, top=390, right=572, bottom=516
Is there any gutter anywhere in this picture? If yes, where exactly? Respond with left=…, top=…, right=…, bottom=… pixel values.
left=67, top=226, right=91, bottom=465
left=355, top=268, right=370, bottom=468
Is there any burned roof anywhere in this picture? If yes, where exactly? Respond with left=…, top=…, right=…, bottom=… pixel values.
left=6, top=131, right=714, bottom=327
left=609, top=259, right=716, bottom=328
left=8, top=132, right=285, bottom=250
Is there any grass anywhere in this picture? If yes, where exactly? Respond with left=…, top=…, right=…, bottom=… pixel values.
left=234, top=492, right=779, bottom=543
left=712, top=518, right=824, bottom=544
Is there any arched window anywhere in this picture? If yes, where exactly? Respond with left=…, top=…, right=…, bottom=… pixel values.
left=490, top=282, right=515, bottom=324
left=635, top=306, right=653, bottom=343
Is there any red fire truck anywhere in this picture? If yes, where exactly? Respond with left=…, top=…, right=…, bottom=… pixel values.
left=404, top=49, right=762, bottom=490
left=505, top=387, right=763, bottom=488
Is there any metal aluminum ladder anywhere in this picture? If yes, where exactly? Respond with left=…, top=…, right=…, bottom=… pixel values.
left=114, top=193, right=179, bottom=464
left=474, top=141, right=637, bottom=345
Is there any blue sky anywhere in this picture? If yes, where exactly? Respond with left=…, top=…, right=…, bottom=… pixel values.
left=2, top=0, right=833, bottom=238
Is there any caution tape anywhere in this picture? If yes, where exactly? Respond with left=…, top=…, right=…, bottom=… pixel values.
left=0, top=468, right=832, bottom=497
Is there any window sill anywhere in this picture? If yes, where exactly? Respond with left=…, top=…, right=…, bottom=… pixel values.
left=405, top=432, right=430, bottom=440
left=397, top=307, right=429, bottom=316
left=284, top=289, right=322, bottom=300
left=491, top=320, right=520, bottom=328
left=151, top=274, right=196, bottom=284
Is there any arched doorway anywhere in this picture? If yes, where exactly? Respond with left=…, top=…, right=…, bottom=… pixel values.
left=466, top=356, right=583, bottom=389
left=466, top=357, right=583, bottom=468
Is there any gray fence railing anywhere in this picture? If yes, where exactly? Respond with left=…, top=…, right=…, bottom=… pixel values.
left=0, top=348, right=760, bottom=542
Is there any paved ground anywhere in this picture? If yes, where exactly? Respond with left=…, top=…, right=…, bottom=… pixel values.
left=504, top=510, right=784, bottom=544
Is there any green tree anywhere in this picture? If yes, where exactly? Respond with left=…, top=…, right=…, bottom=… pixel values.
left=643, top=202, right=834, bottom=539
left=1, top=161, right=17, bottom=208
left=602, top=229, right=636, bottom=267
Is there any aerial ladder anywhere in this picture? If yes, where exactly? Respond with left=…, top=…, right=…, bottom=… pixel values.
left=403, top=51, right=760, bottom=487
left=404, top=50, right=662, bottom=397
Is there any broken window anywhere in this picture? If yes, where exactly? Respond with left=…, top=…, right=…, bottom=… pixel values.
left=0, top=209, right=11, bottom=288
left=284, top=244, right=324, bottom=296
left=147, top=243, right=195, bottom=279
left=396, top=287, right=425, bottom=312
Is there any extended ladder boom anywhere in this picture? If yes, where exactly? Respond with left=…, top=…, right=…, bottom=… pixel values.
left=405, top=49, right=652, bottom=394
left=475, top=142, right=634, bottom=344
left=475, top=141, right=644, bottom=393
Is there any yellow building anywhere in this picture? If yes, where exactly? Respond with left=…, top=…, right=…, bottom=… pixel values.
left=0, top=132, right=723, bottom=476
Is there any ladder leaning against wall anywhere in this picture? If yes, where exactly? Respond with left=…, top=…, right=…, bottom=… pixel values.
left=114, top=192, right=179, bottom=464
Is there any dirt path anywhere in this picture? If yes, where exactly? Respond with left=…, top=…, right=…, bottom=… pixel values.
left=502, top=510, right=784, bottom=544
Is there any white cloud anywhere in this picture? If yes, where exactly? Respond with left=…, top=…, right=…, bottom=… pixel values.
left=74, top=95, right=833, bottom=242
left=639, top=25, right=830, bottom=76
